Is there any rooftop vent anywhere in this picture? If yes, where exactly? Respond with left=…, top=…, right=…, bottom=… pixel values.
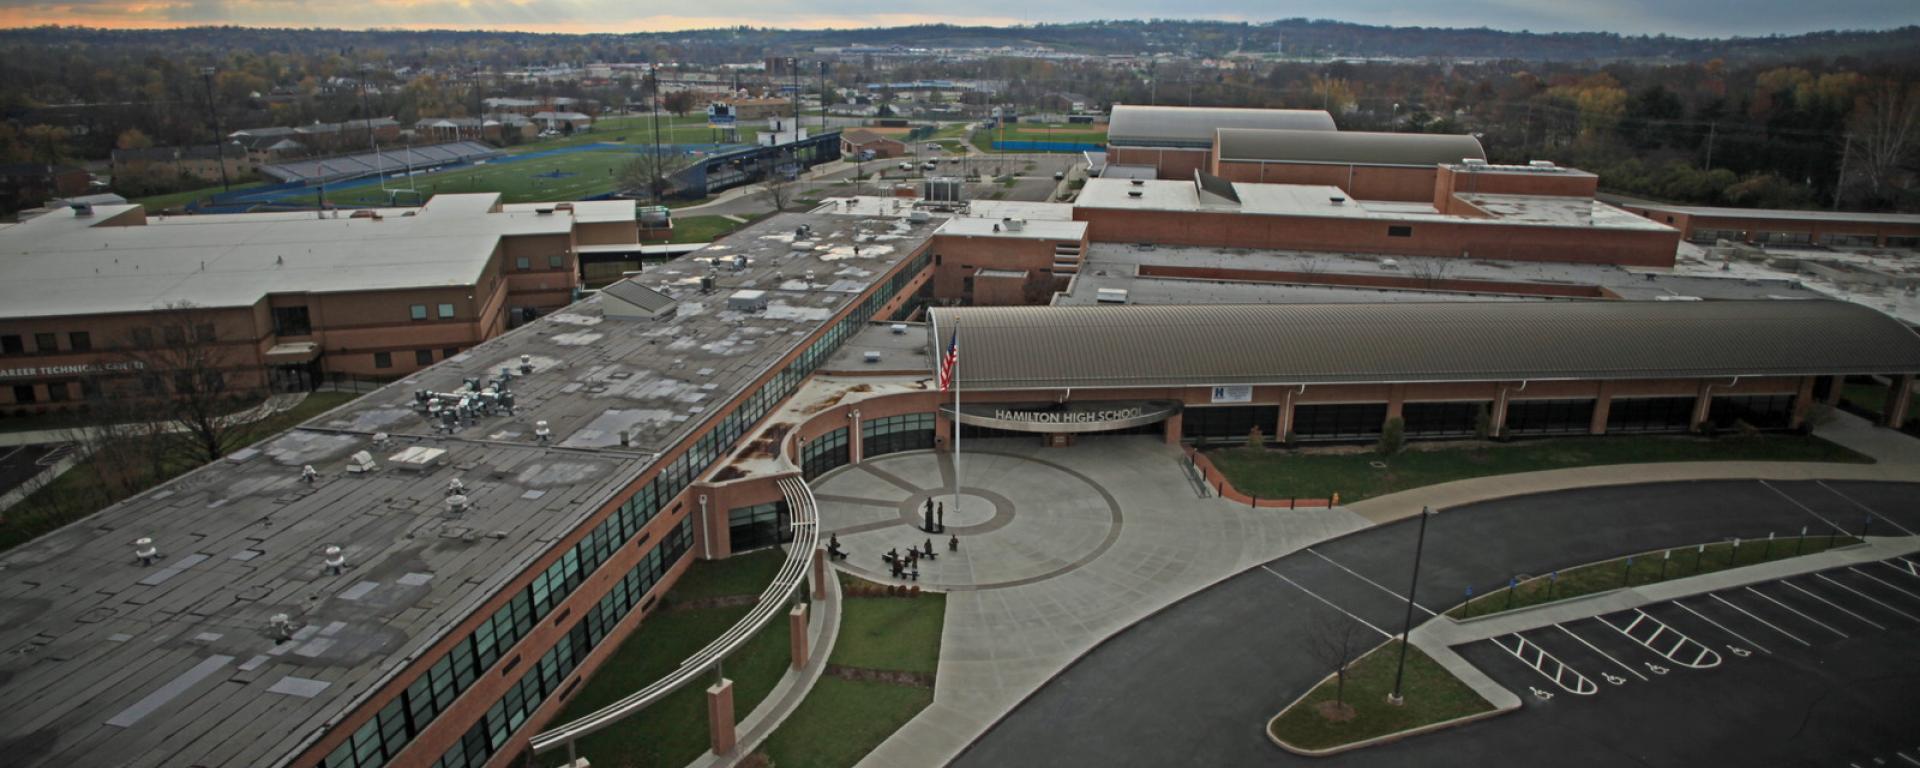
left=1095, top=288, right=1129, bottom=304
left=1126, top=189, right=1144, bottom=198
left=345, top=451, right=377, bottom=474
left=863, top=351, right=882, bottom=363
left=890, top=323, right=908, bottom=335
left=71, top=202, right=94, bottom=217
left=535, top=420, right=552, bottom=444
left=535, top=207, right=555, bottom=215
left=1129, top=179, right=1146, bottom=186
left=446, top=494, right=470, bottom=514
left=1461, top=158, right=1488, bottom=166
left=519, top=354, right=534, bottom=375
left=1528, top=160, right=1557, bottom=168
left=728, top=289, right=769, bottom=313
left=1329, top=195, right=1346, bottom=204
left=323, top=545, right=345, bottom=575
left=1003, top=217, right=1026, bottom=231
left=134, top=537, right=159, bottom=566
left=1380, top=258, right=1400, bottom=270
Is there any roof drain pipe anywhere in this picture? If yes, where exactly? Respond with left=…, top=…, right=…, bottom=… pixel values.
left=1699, top=376, right=1741, bottom=428
left=1281, top=384, right=1307, bottom=439
left=1494, top=380, right=1529, bottom=437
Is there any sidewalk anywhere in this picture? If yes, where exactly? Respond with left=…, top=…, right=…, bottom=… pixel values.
left=1343, top=411, right=1919, bottom=526
left=1410, top=534, right=1920, bottom=711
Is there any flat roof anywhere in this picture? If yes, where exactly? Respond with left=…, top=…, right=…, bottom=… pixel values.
left=0, top=195, right=635, bottom=321
left=1106, top=105, right=1335, bottom=147
left=1057, top=268, right=1548, bottom=306
left=1074, top=179, right=1672, bottom=232
left=1606, top=196, right=1920, bottom=226
left=0, top=210, right=935, bottom=768
left=934, top=216, right=1087, bottom=240
left=1214, top=128, right=1485, bottom=167
left=930, top=300, right=1920, bottom=391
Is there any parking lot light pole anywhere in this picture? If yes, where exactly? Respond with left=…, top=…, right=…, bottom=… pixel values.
left=1389, top=505, right=1432, bottom=706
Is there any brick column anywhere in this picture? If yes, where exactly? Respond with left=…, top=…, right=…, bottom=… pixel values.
left=707, top=679, right=736, bottom=755
left=1277, top=389, right=1299, bottom=441
left=1385, top=384, right=1405, bottom=423
left=1824, top=375, right=1844, bottom=406
left=1589, top=381, right=1615, bottom=435
left=788, top=604, right=810, bottom=669
left=1789, top=376, right=1817, bottom=430
left=1888, top=374, right=1914, bottom=429
left=846, top=409, right=863, bottom=465
left=811, top=547, right=827, bottom=599
left=935, top=410, right=954, bottom=454
left=1162, top=410, right=1183, bottom=446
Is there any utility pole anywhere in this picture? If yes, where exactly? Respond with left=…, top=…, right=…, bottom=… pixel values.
left=1149, top=62, right=1157, bottom=106
left=1833, top=133, right=1851, bottom=211
left=649, top=66, right=662, bottom=205
left=819, top=60, right=829, bottom=135
left=1703, top=123, right=1716, bottom=172
left=201, top=67, right=231, bottom=192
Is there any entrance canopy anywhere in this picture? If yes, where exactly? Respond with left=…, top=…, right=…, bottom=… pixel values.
left=944, top=401, right=1178, bottom=433
left=264, top=341, right=320, bottom=364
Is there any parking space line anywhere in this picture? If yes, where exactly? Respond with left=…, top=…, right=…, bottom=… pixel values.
left=1745, top=586, right=1848, bottom=638
left=1490, top=634, right=1599, bottom=695
left=1259, top=565, right=1392, bottom=639
left=1848, top=567, right=1920, bottom=603
left=1816, top=480, right=1919, bottom=537
left=1900, top=751, right=1920, bottom=767
left=1708, top=593, right=1810, bottom=647
left=1671, top=599, right=1771, bottom=655
left=1306, top=548, right=1436, bottom=617
left=1893, top=558, right=1920, bottom=578
left=1553, top=623, right=1648, bottom=681
left=1814, top=574, right=1920, bottom=623
left=1600, top=608, right=1722, bottom=669
left=1783, top=580, right=1888, bottom=630
left=1758, top=479, right=1846, bottom=533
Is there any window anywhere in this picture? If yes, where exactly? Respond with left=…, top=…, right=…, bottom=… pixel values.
left=132, top=328, right=153, bottom=348
left=33, top=332, right=57, bottom=352
left=409, top=305, right=429, bottom=321
left=195, top=323, right=216, bottom=342
left=1505, top=399, right=1595, bottom=436
left=272, top=306, right=312, bottom=336
left=1888, top=236, right=1919, bottom=249
left=416, top=350, right=434, bottom=366
left=1708, top=394, right=1795, bottom=431
left=800, top=427, right=849, bottom=480
left=374, top=351, right=393, bottom=369
left=68, top=331, right=90, bottom=352
left=163, top=326, right=185, bottom=346
left=438, top=303, right=456, bottom=319
left=728, top=501, right=790, bottom=552
left=1182, top=405, right=1280, bottom=445
left=46, top=382, right=69, bottom=402
left=548, top=254, right=563, bottom=269
left=0, top=335, right=21, bottom=354
left=1387, top=225, right=1413, bottom=238
left=1606, top=397, right=1694, bottom=434
left=1401, top=401, right=1486, bottom=438
left=1292, top=403, right=1389, bottom=441
left=11, top=384, right=34, bottom=404
left=861, top=412, right=936, bottom=457
left=443, top=347, right=460, bottom=359
left=516, top=256, right=531, bottom=270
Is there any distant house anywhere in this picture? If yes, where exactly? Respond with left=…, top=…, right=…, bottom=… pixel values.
left=111, top=144, right=252, bottom=185
left=0, top=163, right=90, bottom=213
left=840, top=128, right=907, bottom=160
left=414, top=114, right=535, bottom=143
left=532, top=111, right=594, bottom=133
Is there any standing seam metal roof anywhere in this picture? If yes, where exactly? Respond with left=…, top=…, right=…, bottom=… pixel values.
left=1213, top=128, right=1487, bottom=167
left=1106, top=105, right=1336, bottom=148
left=930, top=301, right=1920, bottom=390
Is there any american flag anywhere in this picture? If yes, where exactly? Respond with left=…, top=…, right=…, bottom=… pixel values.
left=938, top=327, right=960, bottom=391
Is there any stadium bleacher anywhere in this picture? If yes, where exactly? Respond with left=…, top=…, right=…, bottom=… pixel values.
left=259, top=141, right=504, bottom=184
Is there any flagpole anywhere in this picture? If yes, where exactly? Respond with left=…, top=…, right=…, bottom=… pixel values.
left=951, top=321, right=961, bottom=517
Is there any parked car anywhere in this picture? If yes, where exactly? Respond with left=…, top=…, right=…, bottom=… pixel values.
left=1053, top=171, right=1066, bottom=180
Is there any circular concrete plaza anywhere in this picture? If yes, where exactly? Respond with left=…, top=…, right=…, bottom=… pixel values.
left=813, top=447, right=1123, bottom=590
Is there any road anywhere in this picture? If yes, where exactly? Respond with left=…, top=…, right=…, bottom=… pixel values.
left=952, top=479, right=1920, bottom=767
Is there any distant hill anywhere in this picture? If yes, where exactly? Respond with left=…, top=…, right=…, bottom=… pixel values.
left=3, top=19, right=1918, bottom=64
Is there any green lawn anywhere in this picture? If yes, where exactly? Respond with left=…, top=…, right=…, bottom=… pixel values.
left=1451, top=535, right=1863, bottom=619
left=667, top=214, right=754, bottom=244
left=971, top=124, right=1107, bottom=152
left=1269, top=641, right=1493, bottom=752
left=1207, top=434, right=1871, bottom=503
left=133, top=180, right=270, bottom=212
left=0, top=391, right=362, bottom=553
left=552, top=549, right=794, bottom=768
left=756, top=576, right=946, bottom=768
left=322, top=148, right=639, bottom=206
left=1841, top=382, right=1915, bottom=418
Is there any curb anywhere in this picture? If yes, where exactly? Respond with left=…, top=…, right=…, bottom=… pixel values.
left=1261, top=641, right=1511, bottom=758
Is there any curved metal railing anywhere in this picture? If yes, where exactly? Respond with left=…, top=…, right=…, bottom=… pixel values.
left=529, top=475, right=821, bottom=754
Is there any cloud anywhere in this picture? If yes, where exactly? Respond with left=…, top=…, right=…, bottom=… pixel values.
left=0, top=0, right=1914, bottom=36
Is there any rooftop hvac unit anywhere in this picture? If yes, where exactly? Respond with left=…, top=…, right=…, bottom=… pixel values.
left=907, top=210, right=931, bottom=223
left=1095, top=288, right=1129, bottom=304
left=863, top=351, right=882, bottom=363
left=1129, top=178, right=1145, bottom=186
left=70, top=202, right=94, bottom=217
left=1329, top=195, right=1346, bottom=204
left=924, top=176, right=966, bottom=203
left=1529, top=160, right=1557, bottom=168
left=1461, top=158, right=1488, bottom=166
left=727, top=289, right=769, bottom=313
left=1380, top=258, right=1400, bottom=270
left=890, top=323, right=908, bottom=334
left=536, top=207, right=555, bottom=215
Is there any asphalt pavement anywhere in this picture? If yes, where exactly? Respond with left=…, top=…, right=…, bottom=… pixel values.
left=951, top=479, right=1920, bottom=767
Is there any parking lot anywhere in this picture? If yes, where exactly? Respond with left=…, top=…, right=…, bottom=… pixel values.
left=1442, top=556, right=1920, bottom=766
left=957, top=479, right=1920, bottom=768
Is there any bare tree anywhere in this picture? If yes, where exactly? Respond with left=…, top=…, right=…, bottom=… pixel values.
left=1404, top=254, right=1456, bottom=290
left=1844, top=81, right=1920, bottom=204
left=1306, top=606, right=1369, bottom=719
left=760, top=174, right=796, bottom=212
left=617, top=153, right=676, bottom=203
left=115, top=301, right=265, bottom=462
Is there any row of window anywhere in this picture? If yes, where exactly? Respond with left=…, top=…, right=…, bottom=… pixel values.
left=860, top=412, right=936, bottom=458
left=728, top=501, right=791, bottom=553
left=801, top=428, right=850, bottom=480
left=410, top=304, right=461, bottom=322
left=0, top=331, right=90, bottom=355
left=372, top=348, right=463, bottom=370
left=432, top=519, right=693, bottom=768
left=317, top=244, right=931, bottom=768
left=515, top=254, right=567, bottom=271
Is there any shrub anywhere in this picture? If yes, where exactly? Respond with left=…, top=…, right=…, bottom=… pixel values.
left=1377, top=417, right=1405, bottom=456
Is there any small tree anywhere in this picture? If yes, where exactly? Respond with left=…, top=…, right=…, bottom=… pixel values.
left=1473, top=403, right=1492, bottom=440
left=1377, top=416, right=1405, bottom=456
left=117, top=301, right=264, bottom=462
left=1307, top=607, right=1367, bottom=719
left=760, top=174, right=796, bottom=211
left=617, top=153, right=676, bottom=202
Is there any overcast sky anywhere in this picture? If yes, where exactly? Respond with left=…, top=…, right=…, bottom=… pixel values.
left=0, top=0, right=1914, bottom=37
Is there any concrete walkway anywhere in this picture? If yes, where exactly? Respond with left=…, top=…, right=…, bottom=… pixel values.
left=812, top=438, right=1370, bottom=768
left=1345, top=411, right=1920, bottom=526
left=1411, top=534, right=1920, bottom=715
